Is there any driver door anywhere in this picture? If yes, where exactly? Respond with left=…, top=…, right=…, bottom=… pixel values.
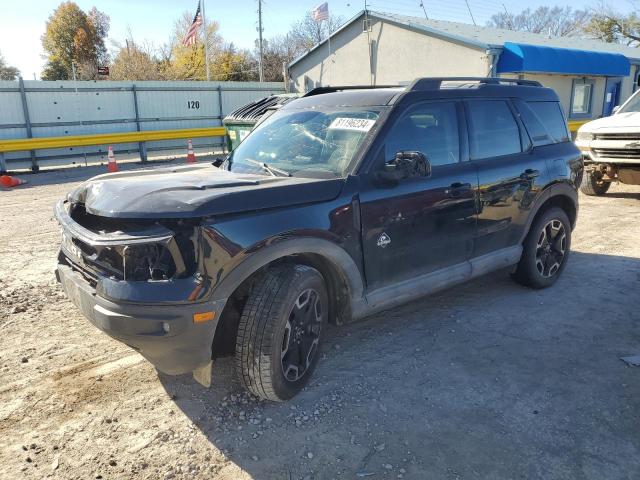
left=358, top=100, right=479, bottom=291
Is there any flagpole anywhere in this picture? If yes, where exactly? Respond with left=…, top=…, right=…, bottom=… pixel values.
left=201, top=0, right=211, bottom=81
left=326, top=19, right=331, bottom=84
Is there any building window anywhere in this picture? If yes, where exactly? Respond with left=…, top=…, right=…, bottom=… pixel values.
left=570, top=78, right=595, bottom=118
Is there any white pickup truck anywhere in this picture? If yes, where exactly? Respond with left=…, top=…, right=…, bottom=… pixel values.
left=575, top=90, right=640, bottom=195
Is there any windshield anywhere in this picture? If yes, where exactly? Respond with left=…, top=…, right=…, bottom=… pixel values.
left=619, top=90, right=640, bottom=113
left=224, top=107, right=381, bottom=177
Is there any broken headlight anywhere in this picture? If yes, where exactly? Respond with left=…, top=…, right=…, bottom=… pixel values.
left=123, top=243, right=176, bottom=281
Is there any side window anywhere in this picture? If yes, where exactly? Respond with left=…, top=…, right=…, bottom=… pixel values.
left=467, top=100, right=522, bottom=160
left=528, top=102, right=570, bottom=143
left=384, top=102, right=460, bottom=167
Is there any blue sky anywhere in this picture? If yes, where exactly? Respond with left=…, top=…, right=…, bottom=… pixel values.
left=0, top=0, right=635, bottom=79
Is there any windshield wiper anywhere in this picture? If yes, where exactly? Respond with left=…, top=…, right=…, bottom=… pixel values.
left=246, top=159, right=292, bottom=177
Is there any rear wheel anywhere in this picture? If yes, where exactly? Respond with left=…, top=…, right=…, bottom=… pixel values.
left=512, top=207, right=571, bottom=289
left=235, top=264, right=328, bottom=401
left=580, top=170, right=611, bottom=196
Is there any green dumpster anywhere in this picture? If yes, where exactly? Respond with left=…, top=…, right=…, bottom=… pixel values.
left=223, top=94, right=298, bottom=151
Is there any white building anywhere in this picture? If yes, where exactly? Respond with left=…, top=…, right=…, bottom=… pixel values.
left=288, top=10, right=640, bottom=131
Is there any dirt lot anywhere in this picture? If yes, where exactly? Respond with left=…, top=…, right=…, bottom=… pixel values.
left=1, top=163, right=639, bottom=480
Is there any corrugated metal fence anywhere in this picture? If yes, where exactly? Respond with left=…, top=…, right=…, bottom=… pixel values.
left=0, top=79, right=284, bottom=170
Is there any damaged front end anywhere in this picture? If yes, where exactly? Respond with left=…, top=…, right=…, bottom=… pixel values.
left=56, top=200, right=197, bottom=287
left=54, top=200, right=224, bottom=377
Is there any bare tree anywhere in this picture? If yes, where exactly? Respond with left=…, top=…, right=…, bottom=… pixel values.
left=258, top=34, right=305, bottom=82
left=255, top=11, right=344, bottom=82
left=289, top=12, right=344, bottom=51
left=109, top=37, right=163, bottom=80
left=487, top=6, right=591, bottom=37
left=583, top=2, right=640, bottom=46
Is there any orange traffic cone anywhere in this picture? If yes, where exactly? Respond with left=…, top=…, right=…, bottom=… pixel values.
left=0, top=175, right=27, bottom=188
left=186, top=139, right=197, bottom=163
left=107, top=146, right=118, bottom=173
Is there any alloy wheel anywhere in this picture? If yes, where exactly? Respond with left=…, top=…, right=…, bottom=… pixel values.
left=535, top=219, right=566, bottom=278
left=281, top=288, right=323, bottom=382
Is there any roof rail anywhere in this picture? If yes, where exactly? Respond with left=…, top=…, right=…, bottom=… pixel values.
left=409, top=77, right=543, bottom=91
left=303, top=85, right=400, bottom=97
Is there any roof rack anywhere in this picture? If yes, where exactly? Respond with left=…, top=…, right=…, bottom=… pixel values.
left=302, top=78, right=542, bottom=98
left=409, top=77, right=542, bottom=91
left=303, top=85, right=400, bottom=97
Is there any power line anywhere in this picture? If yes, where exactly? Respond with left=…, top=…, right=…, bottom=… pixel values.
left=420, top=1, right=429, bottom=19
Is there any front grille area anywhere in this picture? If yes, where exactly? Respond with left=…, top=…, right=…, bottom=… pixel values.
left=593, top=148, right=640, bottom=159
left=594, top=133, right=640, bottom=141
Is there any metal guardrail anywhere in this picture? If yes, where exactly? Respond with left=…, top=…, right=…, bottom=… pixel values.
left=0, top=127, right=227, bottom=173
left=568, top=119, right=590, bottom=132
left=0, top=127, right=226, bottom=153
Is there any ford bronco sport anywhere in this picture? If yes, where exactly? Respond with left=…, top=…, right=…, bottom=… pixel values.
left=55, top=78, right=582, bottom=401
left=575, top=88, right=640, bottom=195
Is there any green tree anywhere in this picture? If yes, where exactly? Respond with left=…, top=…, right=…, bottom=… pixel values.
left=0, top=52, right=20, bottom=80
left=41, top=2, right=110, bottom=80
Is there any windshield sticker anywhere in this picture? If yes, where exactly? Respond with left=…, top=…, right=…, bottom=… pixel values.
left=328, top=117, right=376, bottom=132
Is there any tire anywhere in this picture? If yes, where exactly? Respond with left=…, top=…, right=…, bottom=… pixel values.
left=235, top=264, right=328, bottom=401
left=580, top=171, right=611, bottom=196
left=512, top=207, right=571, bottom=289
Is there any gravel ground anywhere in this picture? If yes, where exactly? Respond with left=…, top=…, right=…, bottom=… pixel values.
left=1, top=163, right=639, bottom=480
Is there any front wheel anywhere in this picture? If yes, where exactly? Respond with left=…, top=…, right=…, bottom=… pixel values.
left=580, top=170, right=611, bottom=196
left=512, top=207, right=571, bottom=289
left=235, top=264, right=328, bottom=401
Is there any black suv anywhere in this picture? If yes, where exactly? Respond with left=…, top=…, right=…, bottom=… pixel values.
left=55, top=78, right=582, bottom=401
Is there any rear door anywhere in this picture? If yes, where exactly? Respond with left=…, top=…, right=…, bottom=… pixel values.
left=358, top=100, right=479, bottom=291
left=467, top=99, right=548, bottom=258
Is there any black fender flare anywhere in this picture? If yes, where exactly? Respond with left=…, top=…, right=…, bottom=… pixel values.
left=519, top=182, right=578, bottom=243
left=209, top=237, right=365, bottom=310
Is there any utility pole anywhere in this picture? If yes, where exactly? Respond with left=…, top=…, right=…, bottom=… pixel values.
left=257, top=0, right=264, bottom=82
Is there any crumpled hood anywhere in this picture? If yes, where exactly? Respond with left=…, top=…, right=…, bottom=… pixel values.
left=68, top=164, right=344, bottom=219
left=580, top=112, right=640, bottom=132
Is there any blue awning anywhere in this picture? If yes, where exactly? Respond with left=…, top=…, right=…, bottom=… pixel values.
left=497, top=42, right=630, bottom=77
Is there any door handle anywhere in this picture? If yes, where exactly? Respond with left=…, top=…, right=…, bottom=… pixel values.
left=519, top=169, right=539, bottom=181
left=445, top=182, right=472, bottom=198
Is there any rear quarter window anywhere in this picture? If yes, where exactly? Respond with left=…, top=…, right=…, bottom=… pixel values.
left=517, top=101, right=570, bottom=145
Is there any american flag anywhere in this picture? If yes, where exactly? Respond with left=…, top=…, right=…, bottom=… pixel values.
left=311, top=2, right=329, bottom=22
left=182, top=1, right=203, bottom=46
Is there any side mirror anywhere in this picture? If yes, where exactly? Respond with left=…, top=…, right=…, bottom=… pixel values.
left=386, top=151, right=431, bottom=179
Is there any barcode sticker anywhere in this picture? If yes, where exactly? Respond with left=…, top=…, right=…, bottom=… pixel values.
left=328, top=117, right=376, bottom=132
